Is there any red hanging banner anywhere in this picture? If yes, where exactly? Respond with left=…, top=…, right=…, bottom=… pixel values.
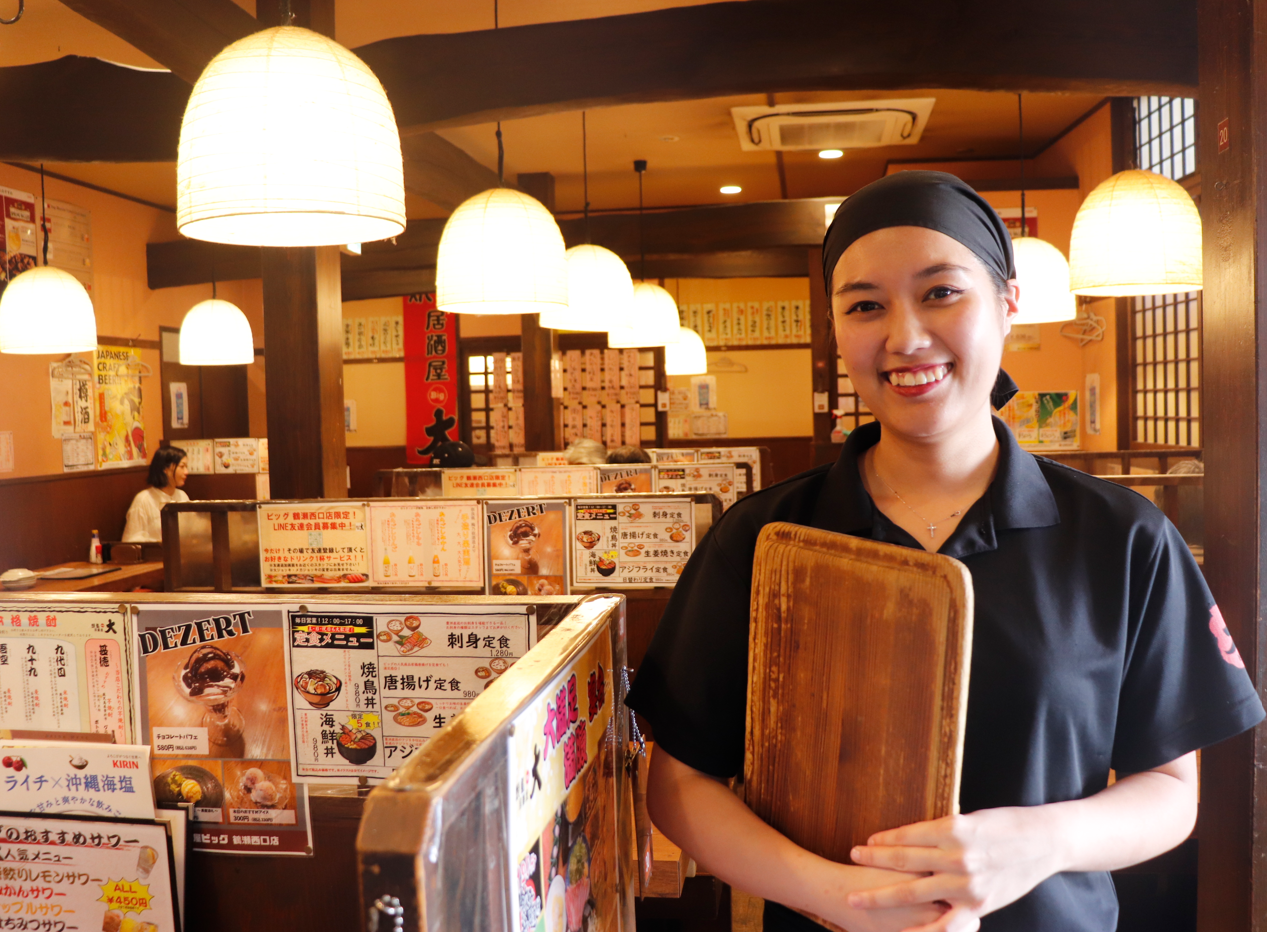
left=404, top=293, right=460, bottom=464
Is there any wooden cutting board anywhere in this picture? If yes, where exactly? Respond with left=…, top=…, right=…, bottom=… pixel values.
left=744, top=523, right=973, bottom=930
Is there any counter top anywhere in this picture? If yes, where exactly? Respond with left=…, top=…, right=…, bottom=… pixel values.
left=10, top=561, right=165, bottom=593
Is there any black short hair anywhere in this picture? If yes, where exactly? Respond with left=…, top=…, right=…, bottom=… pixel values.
left=606, top=445, right=652, bottom=464
left=148, top=446, right=187, bottom=488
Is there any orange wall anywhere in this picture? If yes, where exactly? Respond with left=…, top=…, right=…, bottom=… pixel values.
left=0, top=163, right=265, bottom=480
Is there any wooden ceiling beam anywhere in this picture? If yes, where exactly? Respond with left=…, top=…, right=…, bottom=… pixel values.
left=58, top=0, right=261, bottom=85
left=358, top=0, right=1198, bottom=134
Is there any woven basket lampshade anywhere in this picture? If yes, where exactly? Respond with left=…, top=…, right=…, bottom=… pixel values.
left=1069, top=169, right=1202, bottom=297
left=539, top=244, right=634, bottom=331
left=0, top=267, right=97, bottom=354
left=665, top=326, right=707, bottom=376
left=179, top=299, right=255, bottom=365
left=1011, top=237, right=1076, bottom=324
left=436, top=188, right=569, bottom=315
left=608, top=282, right=683, bottom=348
left=177, top=26, right=405, bottom=247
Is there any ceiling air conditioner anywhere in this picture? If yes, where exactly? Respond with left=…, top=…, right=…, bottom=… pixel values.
left=731, top=98, right=935, bottom=152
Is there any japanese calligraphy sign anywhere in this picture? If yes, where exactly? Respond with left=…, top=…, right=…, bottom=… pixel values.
left=134, top=605, right=313, bottom=856
left=485, top=501, right=568, bottom=597
left=440, top=468, right=520, bottom=498
left=0, top=742, right=155, bottom=821
left=572, top=499, right=694, bottom=588
left=287, top=605, right=535, bottom=782
left=596, top=466, right=653, bottom=495
left=404, top=293, right=460, bottom=465
left=0, top=813, right=178, bottom=932
left=655, top=464, right=739, bottom=510
left=516, top=467, right=597, bottom=497
left=47, top=362, right=92, bottom=441
left=257, top=503, right=370, bottom=587
left=94, top=346, right=146, bottom=471
left=366, top=501, right=483, bottom=588
left=0, top=604, right=133, bottom=744
left=507, top=629, right=617, bottom=932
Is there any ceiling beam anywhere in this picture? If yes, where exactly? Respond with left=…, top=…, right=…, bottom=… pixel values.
left=400, top=134, right=500, bottom=210
left=358, top=0, right=1198, bottom=134
left=58, top=0, right=261, bottom=85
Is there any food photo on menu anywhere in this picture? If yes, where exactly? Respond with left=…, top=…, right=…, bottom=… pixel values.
left=486, top=500, right=568, bottom=596
left=134, top=606, right=312, bottom=854
left=596, top=465, right=653, bottom=494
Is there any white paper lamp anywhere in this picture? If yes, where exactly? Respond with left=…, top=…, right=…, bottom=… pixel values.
left=1011, top=237, right=1076, bottom=323
left=540, top=244, right=634, bottom=331
left=0, top=267, right=96, bottom=354
left=1069, top=169, right=1202, bottom=297
left=177, top=25, right=405, bottom=247
left=179, top=299, right=255, bottom=365
left=665, top=327, right=707, bottom=376
left=436, top=187, right=569, bottom=315
left=608, top=282, right=683, bottom=348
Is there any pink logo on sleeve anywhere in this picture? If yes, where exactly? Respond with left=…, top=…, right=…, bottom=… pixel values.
left=1209, top=605, right=1246, bottom=669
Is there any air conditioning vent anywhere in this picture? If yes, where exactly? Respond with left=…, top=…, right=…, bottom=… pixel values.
left=731, top=98, right=935, bottom=152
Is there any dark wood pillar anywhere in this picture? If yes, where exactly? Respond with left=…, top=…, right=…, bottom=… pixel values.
left=517, top=171, right=560, bottom=451
left=1197, top=1, right=1267, bottom=928
left=808, top=247, right=835, bottom=466
left=261, top=246, right=348, bottom=498
left=1108, top=98, right=1137, bottom=452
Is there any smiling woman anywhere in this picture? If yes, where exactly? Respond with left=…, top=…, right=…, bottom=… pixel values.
left=627, top=171, right=1264, bottom=932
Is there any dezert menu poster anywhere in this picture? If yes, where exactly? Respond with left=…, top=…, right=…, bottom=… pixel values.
left=258, top=502, right=370, bottom=586
left=134, top=604, right=314, bottom=856
left=287, top=605, right=536, bottom=782
left=0, top=814, right=178, bottom=932
left=656, top=463, right=739, bottom=509
left=485, top=501, right=568, bottom=597
left=596, top=465, right=653, bottom=494
left=366, top=500, right=483, bottom=588
left=0, top=603, right=133, bottom=742
left=517, top=466, right=596, bottom=497
left=571, top=499, right=694, bottom=588
left=507, top=631, right=617, bottom=932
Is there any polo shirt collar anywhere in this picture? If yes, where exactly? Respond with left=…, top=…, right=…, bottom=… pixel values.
left=809, top=416, right=1060, bottom=551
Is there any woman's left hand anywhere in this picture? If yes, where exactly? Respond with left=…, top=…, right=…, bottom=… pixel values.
left=845, top=807, right=1059, bottom=930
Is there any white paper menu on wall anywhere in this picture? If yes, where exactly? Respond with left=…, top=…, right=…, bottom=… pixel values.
left=214, top=438, right=260, bottom=474
left=182, top=439, right=215, bottom=474
left=287, top=603, right=536, bottom=782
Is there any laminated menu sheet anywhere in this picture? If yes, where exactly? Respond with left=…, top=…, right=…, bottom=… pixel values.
left=571, top=498, right=694, bottom=588
left=517, top=466, right=596, bottom=497
left=0, top=602, right=133, bottom=743
left=486, top=500, right=569, bottom=597
left=367, top=500, right=484, bottom=588
left=258, top=502, right=371, bottom=587
left=656, top=463, right=739, bottom=509
left=287, top=604, right=536, bottom=782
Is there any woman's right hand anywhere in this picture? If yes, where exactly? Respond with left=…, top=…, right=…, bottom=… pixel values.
left=812, top=863, right=949, bottom=932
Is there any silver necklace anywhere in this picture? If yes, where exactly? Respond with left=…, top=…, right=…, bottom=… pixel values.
left=871, top=461, right=963, bottom=540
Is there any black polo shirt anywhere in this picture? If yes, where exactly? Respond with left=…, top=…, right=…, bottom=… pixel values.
left=627, top=418, right=1264, bottom=932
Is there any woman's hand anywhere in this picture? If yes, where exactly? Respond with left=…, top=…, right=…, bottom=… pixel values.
left=846, top=807, right=1054, bottom=926
left=813, top=864, right=948, bottom=932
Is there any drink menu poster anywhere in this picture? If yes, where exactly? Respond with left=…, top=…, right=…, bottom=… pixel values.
left=134, top=604, right=313, bottom=856
left=572, top=498, right=695, bottom=588
left=366, top=501, right=483, bottom=588
left=258, top=503, right=370, bottom=587
left=656, top=463, right=739, bottom=510
left=486, top=501, right=568, bottom=597
left=517, top=466, right=597, bottom=497
left=0, top=603, right=133, bottom=743
left=287, top=604, right=536, bottom=782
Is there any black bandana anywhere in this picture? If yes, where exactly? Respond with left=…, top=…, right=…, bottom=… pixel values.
left=823, top=171, right=1018, bottom=409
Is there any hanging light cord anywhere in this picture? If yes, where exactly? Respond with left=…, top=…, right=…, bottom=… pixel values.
left=281, top=0, right=294, bottom=25
left=636, top=160, right=646, bottom=281
left=493, top=0, right=504, bottom=185
left=39, top=164, right=48, bottom=267
left=1017, top=93, right=1026, bottom=238
left=582, top=111, right=591, bottom=243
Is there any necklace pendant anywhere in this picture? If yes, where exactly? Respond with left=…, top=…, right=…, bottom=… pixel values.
left=927, top=524, right=937, bottom=538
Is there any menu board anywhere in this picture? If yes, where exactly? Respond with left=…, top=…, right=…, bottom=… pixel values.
left=440, top=468, right=520, bottom=498
left=518, top=466, right=596, bottom=497
left=287, top=605, right=536, bottom=782
left=648, top=448, right=696, bottom=464
left=0, top=603, right=133, bottom=742
left=0, top=814, right=178, bottom=932
left=258, top=503, right=370, bottom=587
left=596, top=465, right=653, bottom=495
left=135, top=604, right=313, bottom=855
left=656, top=463, right=739, bottom=509
left=214, top=437, right=259, bottom=474
left=366, top=500, right=483, bottom=588
left=508, top=631, right=617, bottom=932
left=572, top=498, right=694, bottom=588
left=536, top=453, right=570, bottom=467
left=486, top=501, right=568, bottom=597
left=698, top=446, right=762, bottom=491
left=182, top=439, right=215, bottom=475
left=0, top=741, right=155, bottom=820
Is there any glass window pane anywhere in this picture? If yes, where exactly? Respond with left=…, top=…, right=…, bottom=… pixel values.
left=469, top=355, right=486, bottom=373
left=471, top=391, right=486, bottom=408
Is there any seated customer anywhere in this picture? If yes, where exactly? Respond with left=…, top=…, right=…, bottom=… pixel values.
left=122, top=446, right=189, bottom=542
left=564, top=438, right=607, bottom=464
left=606, top=445, right=652, bottom=464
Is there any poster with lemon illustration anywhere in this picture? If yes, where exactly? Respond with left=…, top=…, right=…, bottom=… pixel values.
left=95, top=345, right=147, bottom=470
left=0, top=814, right=177, bottom=932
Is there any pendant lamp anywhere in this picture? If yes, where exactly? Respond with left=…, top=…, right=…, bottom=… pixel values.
left=0, top=168, right=97, bottom=354
left=1009, top=94, right=1076, bottom=324
left=608, top=282, right=683, bottom=348
left=665, top=326, right=707, bottom=376
left=179, top=297, right=254, bottom=365
left=1068, top=169, right=1202, bottom=296
left=177, top=25, right=405, bottom=247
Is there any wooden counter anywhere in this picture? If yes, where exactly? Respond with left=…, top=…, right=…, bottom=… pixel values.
left=13, top=561, right=165, bottom=593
